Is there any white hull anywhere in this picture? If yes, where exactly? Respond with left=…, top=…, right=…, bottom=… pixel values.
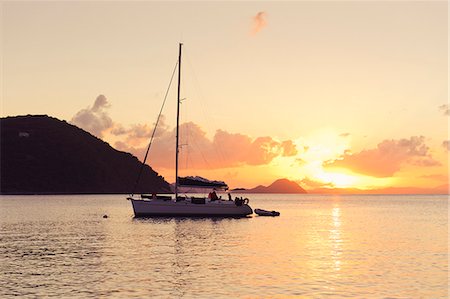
left=129, top=198, right=253, bottom=217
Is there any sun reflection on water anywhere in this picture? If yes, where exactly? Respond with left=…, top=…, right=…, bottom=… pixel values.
left=330, top=206, right=342, bottom=272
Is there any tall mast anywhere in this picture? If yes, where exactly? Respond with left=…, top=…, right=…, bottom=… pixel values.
left=175, top=43, right=182, bottom=199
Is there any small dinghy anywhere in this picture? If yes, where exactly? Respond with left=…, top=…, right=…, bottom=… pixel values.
left=255, top=209, right=280, bottom=217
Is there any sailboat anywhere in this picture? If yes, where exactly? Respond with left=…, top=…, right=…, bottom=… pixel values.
left=127, top=43, right=253, bottom=217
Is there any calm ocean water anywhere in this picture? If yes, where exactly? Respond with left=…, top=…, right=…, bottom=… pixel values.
left=0, top=194, right=448, bottom=298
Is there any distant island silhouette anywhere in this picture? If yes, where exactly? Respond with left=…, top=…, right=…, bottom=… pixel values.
left=238, top=178, right=307, bottom=194
left=1, top=115, right=171, bottom=194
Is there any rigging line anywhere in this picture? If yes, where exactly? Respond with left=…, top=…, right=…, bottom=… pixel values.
left=184, top=48, right=228, bottom=169
left=191, top=129, right=212, bottom=170
left=131, top=60, right=179, bottom=196
left=183, top=121, right=190, bottom=171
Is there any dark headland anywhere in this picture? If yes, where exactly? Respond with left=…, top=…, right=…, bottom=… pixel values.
left=0, top=115, right=171, bottom=194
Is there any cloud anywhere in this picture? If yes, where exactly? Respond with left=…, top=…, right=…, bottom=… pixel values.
left=438, top=104, right=449, bottom=116
left=71, top=95, right=113, bottom=138
left=442, top=140, right=450, bottom=151
left=111, top=115, right=169, bottom=138
left=70, top=97, right=296, bottom=170
left=248, top=136, right=285, bottom=165
left=251, top=11, right=267, bottom=35
left=114, top=122, right=297, bottom=170
left=110, top=124, right=128, bottom=136
left=326, top=136, right=440, bottom=177
left=339, top=133, right=351, bottom=138
left=295, top=158, right=307, bottom=166
left=92, top=94, right=109, bottom=112
left=128, top=124, right=153, bottom=139
left=121, top=123, right=154, bottom=147
left=420, top=174, right=448, bottom=181
left=281, top=140, right=298, bottom=157
left=410, top=157, right=441, bottom=167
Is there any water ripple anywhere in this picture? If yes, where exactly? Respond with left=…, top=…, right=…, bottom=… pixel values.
left=0, top=194, right=447, bottom=298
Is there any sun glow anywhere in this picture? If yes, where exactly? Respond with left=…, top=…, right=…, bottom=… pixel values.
left=309, top=167, right=397, bottom=190
left=316, top=171, right=358, bottom=188
left=271, top=130, right=398, bottom=191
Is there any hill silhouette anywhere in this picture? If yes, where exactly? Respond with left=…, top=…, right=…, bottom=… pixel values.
left=1, top=115, right=171, bottom=194
left=244, top=178, right=307, bottom=194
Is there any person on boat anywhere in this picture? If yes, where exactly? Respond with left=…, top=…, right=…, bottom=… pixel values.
left=209, top=189, right=219, bottom=201
left=228, top=192, right=232, bottom=201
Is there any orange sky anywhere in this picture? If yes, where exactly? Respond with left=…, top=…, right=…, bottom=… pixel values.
left=2, top=1, right=448, bottom=193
